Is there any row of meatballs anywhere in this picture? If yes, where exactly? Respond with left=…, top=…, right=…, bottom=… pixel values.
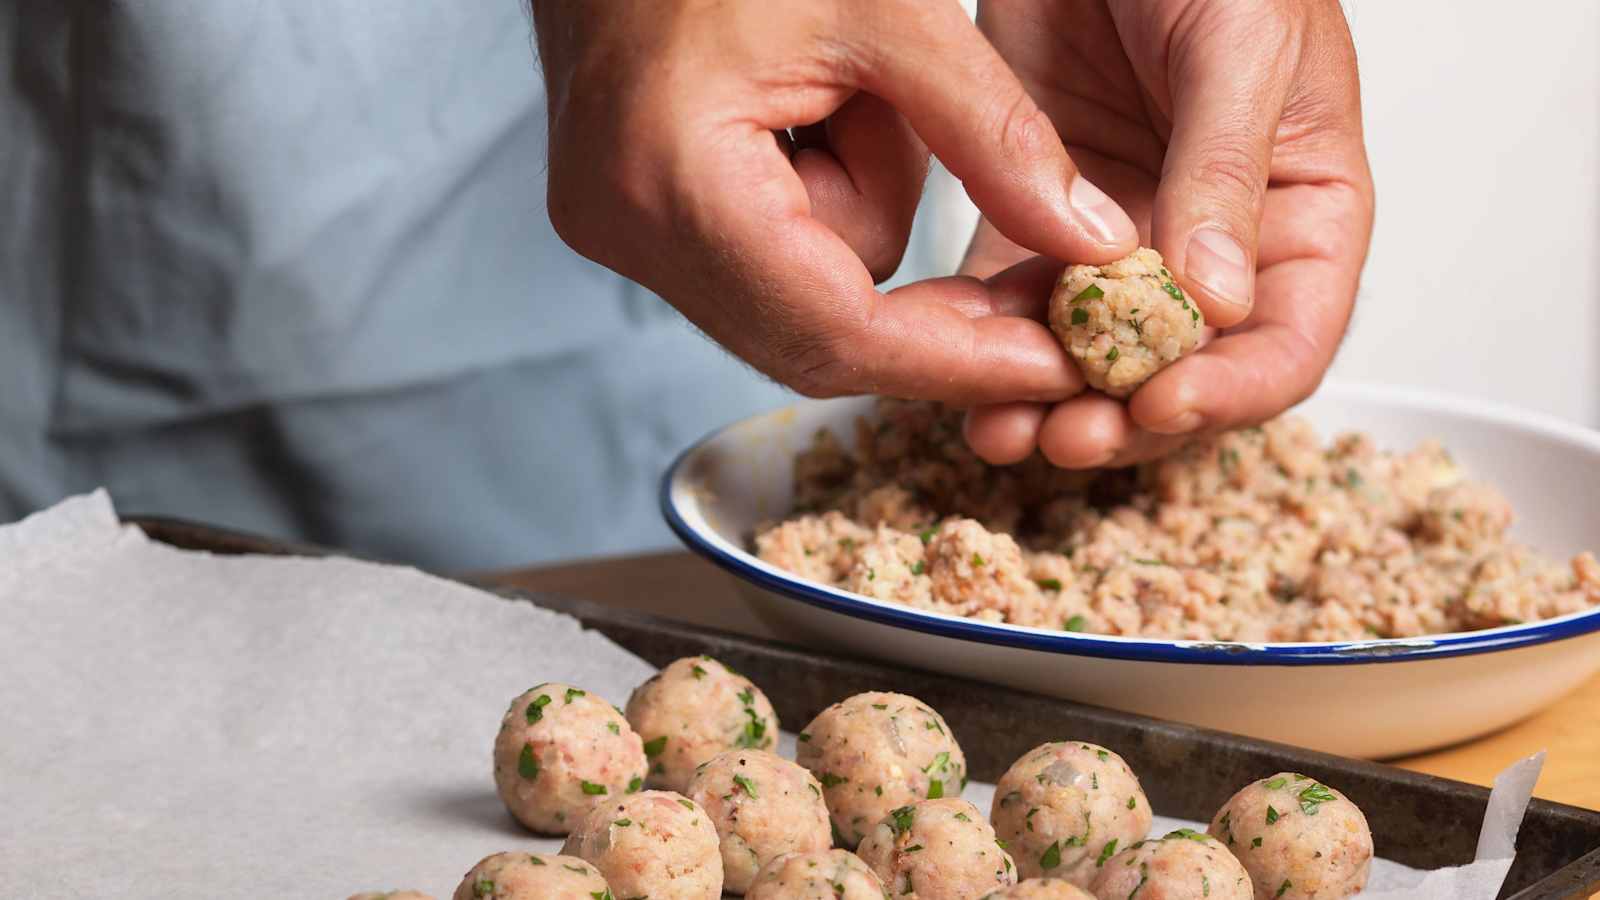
left=350, top=655, right=1373, bottom=899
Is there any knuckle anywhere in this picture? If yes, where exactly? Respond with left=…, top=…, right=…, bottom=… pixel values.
left=1187, top=140, right=1267, bottom=214
left=986, top=91, right=1056, bottom=164
left=771, top=328, right=860, bottom=399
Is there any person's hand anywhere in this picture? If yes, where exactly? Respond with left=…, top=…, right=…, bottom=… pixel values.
left=960, top=0, right=1375, bottom=468
left=532, top=0, right=1142, bottom=404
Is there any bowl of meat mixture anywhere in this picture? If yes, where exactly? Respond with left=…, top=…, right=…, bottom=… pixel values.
left=661, top=383, right=1600, bottom=758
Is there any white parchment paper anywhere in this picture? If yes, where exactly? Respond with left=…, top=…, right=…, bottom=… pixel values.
left=0, top=493, right=1535, bottom=898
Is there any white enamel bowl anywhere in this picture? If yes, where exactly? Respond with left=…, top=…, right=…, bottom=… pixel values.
left=661, top=383, right=1600, bottom=758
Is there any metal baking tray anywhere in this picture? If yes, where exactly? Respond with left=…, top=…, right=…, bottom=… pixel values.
left=128, top=516, right=1600, bottom=899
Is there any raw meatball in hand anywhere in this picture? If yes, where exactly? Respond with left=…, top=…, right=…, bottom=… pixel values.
left=795, top=691, right=967, bottom=847
left=493, top=683, right=647, bottom=834
left=686, top=749, right=833, bottom=894
left=1048, top=247, right=1204, bottom=398
left=451, top=852, right=610, bottom=900
left=746, top=849, right=889, bottom=900
left=856, top=798, right=1016, bottom=899
left=991, top=741, right=1151, bottom=885
left=1089, top=828, right=1252, bottom=900
left=1207, top=773, right=1372, bottom=900
left=627, top=655, right=779, bottom=792
left=563, top=790, right=725, bottom=900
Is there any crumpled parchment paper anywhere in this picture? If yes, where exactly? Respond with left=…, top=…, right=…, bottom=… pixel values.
left=0, top=493, right=1536, bottom=898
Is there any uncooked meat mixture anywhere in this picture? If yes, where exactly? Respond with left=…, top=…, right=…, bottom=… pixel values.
left=754, top=399, right=1600, bottom=642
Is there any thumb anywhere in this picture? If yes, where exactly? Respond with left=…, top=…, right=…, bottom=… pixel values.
left=1150, top=10, right=1294, bottom=327
left=852, top=4, right=1139, bottom=265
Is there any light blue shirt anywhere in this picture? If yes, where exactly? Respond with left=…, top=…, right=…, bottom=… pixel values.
left=0, top=2, right=956, bottom=570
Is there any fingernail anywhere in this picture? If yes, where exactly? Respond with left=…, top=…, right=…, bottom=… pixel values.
left=1068, top=175, right=1138, bottom=246
left=1186, top=228, right=1252, bottom=309
left=1149, top=411, right=1204, bottom=435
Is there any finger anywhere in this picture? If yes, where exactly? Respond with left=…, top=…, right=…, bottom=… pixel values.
left=852, top=4, right=1138, bottom=264
left=1128, top=255, right=1353, bottom=434
left=958, top=217, right=1035, bottom=279
left=1148, top=10, right=1295, bottom=327
left=792, top=93, right=929, bottom=282
left=662, top=124, right=1082, bottom=404
left=963, top=402, right=1048, bottom=465
left=1037, top=394, right=1133, bottom=469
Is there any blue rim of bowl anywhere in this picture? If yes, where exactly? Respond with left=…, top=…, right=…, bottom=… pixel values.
left=660, top=386, right=1600, bottom=666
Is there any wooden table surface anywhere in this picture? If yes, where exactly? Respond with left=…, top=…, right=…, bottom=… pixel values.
left=480, top=549, right=1600, bottom=812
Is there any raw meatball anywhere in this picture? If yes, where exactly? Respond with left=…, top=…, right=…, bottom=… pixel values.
left=979, top=880, right=1095, bottom=899
left=451, top=852, right=609, bottom=900
left=990, top=741, right=1151, bottom=885
left=562, top=790, right=724, bottom=900
left=627, top=656, right=780, bottom=792
left=1089, top=828, right=1252, bottom=900
left=686, top=749, right=833, bottom=894
left=1207, top=773, right=1373, bottom=900
left=348, top=893, right=434, bottom=900
left=493, top=682, right=647, bottom=834
left=1048, top=247, right=1203, bottom=397
left=795, top=692, right=967, bottom=847
left=856, top=798, right=1016, bottom=899
left=746, top=849, right=889, bottom=900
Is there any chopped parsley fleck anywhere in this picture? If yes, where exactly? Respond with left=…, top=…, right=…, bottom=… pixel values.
left=818, top=772, right=849, bottom=788
left=1133, top=558, right=1165, bottom=566
left=579, top=780, right=607, bottom=796
left=1096, top=838, right=1118, bottom=866
left=1071, top=307, right=1089, bottom=326
left=1096, top=749, right=1110, bottom=761
left=1039, top=840, right=1062, bottom=870
left=919, top=527, right=937, bottom=545
left=525, top=694, right=552, bottom=724
left=517, top=744, right=539, bottom=780
left=872, top=703, right=888, bottom=710
left=797, top=732, right=811, bottom=743
left=473, top=879, right=494, bottom=897
left=1162, top=279, right=1184, bottom=302
left=733, top=774, right=758, bottom=798
left=735, top=708, right=769, bottom=749
left=691, top=664, right=707, bottom=679
left=1073, top=284, right=1105, bottom=304
left=954, top=812, right=971, bottom=822
left=1063, top=615, right=1088, bottom=632
left=1106, top=346, right=1120, bottom=363
left=563, top=864, right=589, bottom=874
left=971, top=552, right=986, bottom=567
left=591, top=891, right=612, bottom=900
left=1251, top=837, right=1263, bottom=848
left=1265, top=776, right=1287, bottom=790
left=926, top=780, right=943, bottom=799
left=606, top=722, right=619, bottom=735
left=903, top=844, right=924, bottom=853
left=1036, top=577, right=1062, bottom=591
left=1266, top=805, right=1280, bottom=824
left=923, top=751, right=950, bottom=774
left=1298, top=783, right=1337, bottom=815
left=613, top=818, right=632, bottom=827
left=910, top=561, right=926, bottom=576
left=643, top=736, right=668, bottom=757
left=1276, top=879, right=1293, bottom=898
left=626, top=776, right=642, bottom=793
left=678, top=798, right=696, bottom=810
left=1166, top=828, right=1209, bottom=842
left=528, top=856, right=546, bottom=866
left=1127, top=795, right=1137, bottom=810
left=564, top=688, right=585, bottom=704
left=889, top=806, right=916, bottom=835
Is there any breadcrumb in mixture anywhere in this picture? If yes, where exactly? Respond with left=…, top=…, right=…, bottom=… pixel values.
left=753, top=399, right=1600, bottom=642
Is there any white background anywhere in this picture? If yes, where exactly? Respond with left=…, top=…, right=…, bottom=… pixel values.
left=917, top=0, right=1600, bottom=426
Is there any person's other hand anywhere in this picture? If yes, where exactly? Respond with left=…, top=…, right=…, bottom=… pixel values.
left=532, top=0, right=1141, bottom=404
left=960, top=0, right=1375, bottom=468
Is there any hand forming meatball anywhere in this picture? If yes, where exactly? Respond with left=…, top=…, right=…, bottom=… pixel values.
left=746, top=849, right=890, bottom=900
left=627, top=655, right=780, bottom=792
left=979, top=879, right=1095, bottom=899
left=856, top=798, right=1016, bottom=899
left=1207, top=773, right=1372, bottom=900
left=686, top=749, right=833, bottom=894
left=562, top=790, right=724, bottom=900
left=492, top=682, right=647, bottom=834
left=795, top=692, right=967, bottom=847
left=451, top=852, right=610, bottom=900
left=990, top=741, right=1151, bottom=885
left=1048, top=247, right=1204, bottom=398
left=1089, top=828, right=1252, bottom=900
